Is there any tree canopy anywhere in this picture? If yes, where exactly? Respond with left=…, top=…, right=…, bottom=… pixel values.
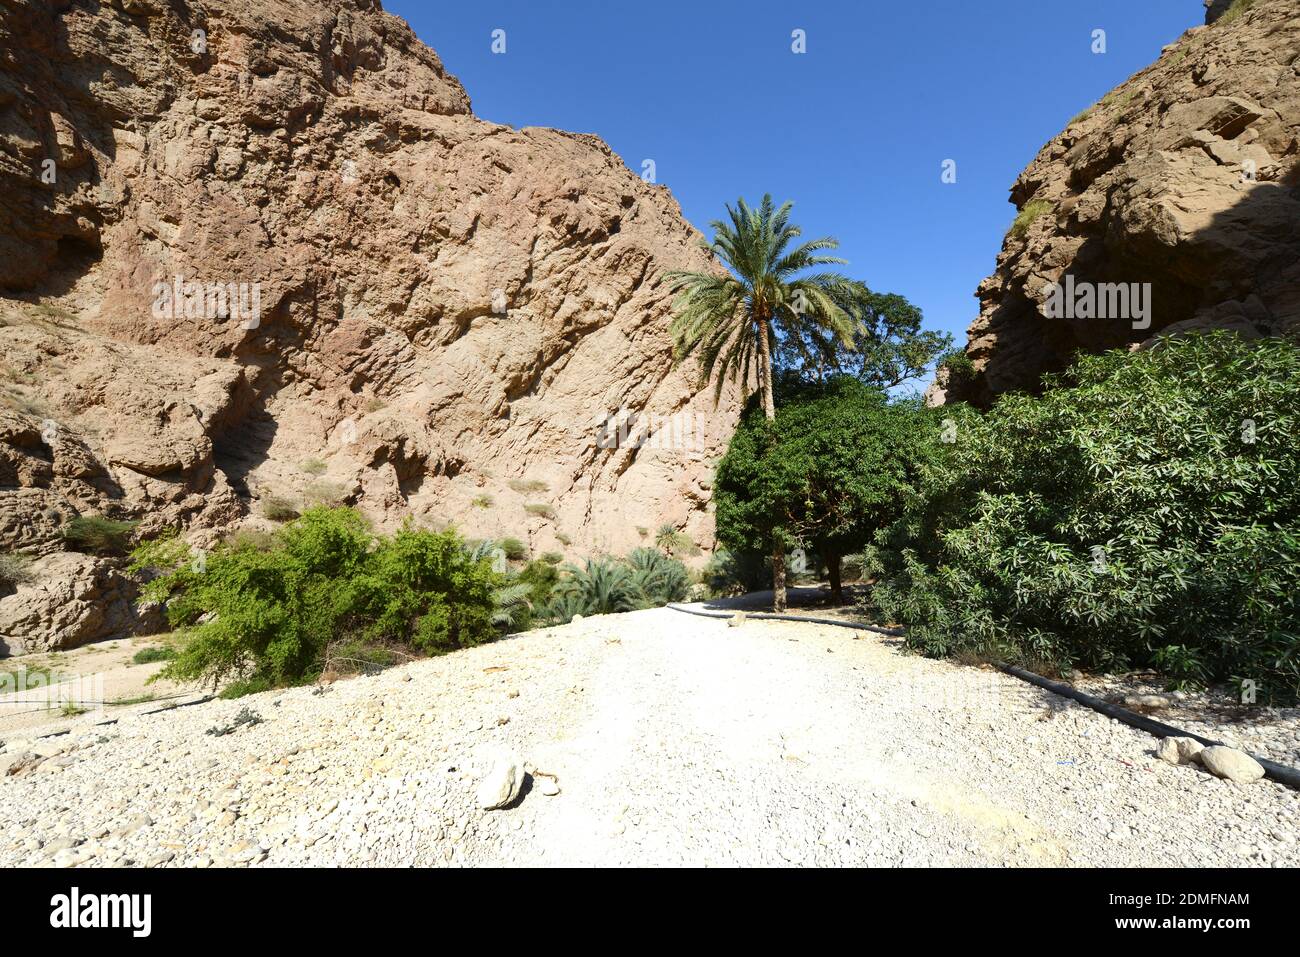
left=714, top=376, right=944, bottom=601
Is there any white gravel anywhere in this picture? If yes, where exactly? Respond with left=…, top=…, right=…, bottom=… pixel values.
left=1, top=607, right=1296, bottom=867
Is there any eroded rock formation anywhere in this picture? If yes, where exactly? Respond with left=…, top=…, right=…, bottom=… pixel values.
left=930, top=0, right=1300, bottom=407
left=0, top=0, right=742, bottom=652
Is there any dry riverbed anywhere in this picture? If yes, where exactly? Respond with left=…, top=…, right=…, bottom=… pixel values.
left=0, top=607, right=1295, bottom=867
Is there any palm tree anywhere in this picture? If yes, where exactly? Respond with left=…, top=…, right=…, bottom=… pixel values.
left=667, top=194, right=864, bottom=611
left=654, top=523, right=676, bottom=555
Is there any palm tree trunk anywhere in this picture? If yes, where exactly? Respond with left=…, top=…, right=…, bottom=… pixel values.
left=756, top=316, right=787, bottom=612
left=756, top=316, right=776, bottom=421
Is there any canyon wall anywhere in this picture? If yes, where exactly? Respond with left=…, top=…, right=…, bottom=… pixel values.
left=930, top=0, right=1299, bottom=407
left=0, top=0, right=742, bottom=652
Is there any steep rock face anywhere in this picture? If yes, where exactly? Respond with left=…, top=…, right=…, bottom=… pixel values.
left=0, top=0, right=742, bottom=651
left=931, top=0, right=1300, bottom=406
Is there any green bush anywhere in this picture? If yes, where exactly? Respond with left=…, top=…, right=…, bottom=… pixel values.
left=524, top=503, right=557, bottom=520
left=1218, top=0, right=1258, bottom=25
left=869, top=333, right=1300, bottom=702
left=499, top=537, right=528, bottom=561
left=0, top=553, right=35, bottom=589
left=131, top=508, right=502, bottom=691
left=132, top=646, right=177, bottom=665
left=519, top=558, right=560, bottom=603
left=261, top=495, right=300, bottom=522
left=508, top=478, right=548, bottom=494
left=303, top=480, right=349, bottom=507
left=352, top=520, right=498, bottom=653
left=715, top=376, right=944, bottom=600
left=937, top=347, right=975, bottom=386
left=62, top=515, right=138, bottom=556
left=702, top=548, right=769, bottom=598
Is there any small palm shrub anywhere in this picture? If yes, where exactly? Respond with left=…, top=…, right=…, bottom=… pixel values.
left=541, top=592, right=590, bottom=626
left=554, top=558, right=642, bottom=617
left=625, top=547, right=690, bottom=604
left=545, top=550, right=690, bottom=624
left=63, top=515, right=138, bottom=555
left=654, top=524, right=699, bottom=557
left=869, top=333, right=1300, bottom=702
left=490, top=581, right=533, bottom=631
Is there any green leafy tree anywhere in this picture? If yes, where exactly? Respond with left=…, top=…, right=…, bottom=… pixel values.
left=776, top=291, right=952, bottom=390
left=715, top=377, right=943, bottom=603
left=668, top=194, right=865, bottom=610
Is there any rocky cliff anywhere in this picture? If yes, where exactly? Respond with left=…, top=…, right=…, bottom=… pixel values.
left=0, top=0, right=742, bottom=653
left=930, top=0, right=1300, bottom=407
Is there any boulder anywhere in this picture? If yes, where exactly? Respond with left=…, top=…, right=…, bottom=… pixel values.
left=1199, top=745, right=1266, bottom=783
left=476, top=755, right=526, bottom=810
left=0, top=552, right=162, bottom=655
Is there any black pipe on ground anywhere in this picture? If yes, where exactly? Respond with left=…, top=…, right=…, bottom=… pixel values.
left=665, top=602, right=1300, bottom=790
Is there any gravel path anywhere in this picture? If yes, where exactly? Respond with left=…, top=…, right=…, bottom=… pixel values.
left=1, top=608, right=1295, bottom=867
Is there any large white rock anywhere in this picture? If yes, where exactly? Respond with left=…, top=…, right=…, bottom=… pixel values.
left=1199, top=746, right=1266, bottom=784
left=476, top=755, right=526, bottom=810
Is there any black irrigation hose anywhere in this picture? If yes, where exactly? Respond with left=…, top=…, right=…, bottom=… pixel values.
left=666, top=602, right=904, bottom=637
left=665, top=602, right=1300, bottom=790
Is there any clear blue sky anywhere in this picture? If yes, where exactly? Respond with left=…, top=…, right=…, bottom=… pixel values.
left=386, top=0, right=1201, bottom=348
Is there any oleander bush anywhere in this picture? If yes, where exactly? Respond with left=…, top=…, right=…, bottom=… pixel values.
left=867, top=333, right=1300, bottom=702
